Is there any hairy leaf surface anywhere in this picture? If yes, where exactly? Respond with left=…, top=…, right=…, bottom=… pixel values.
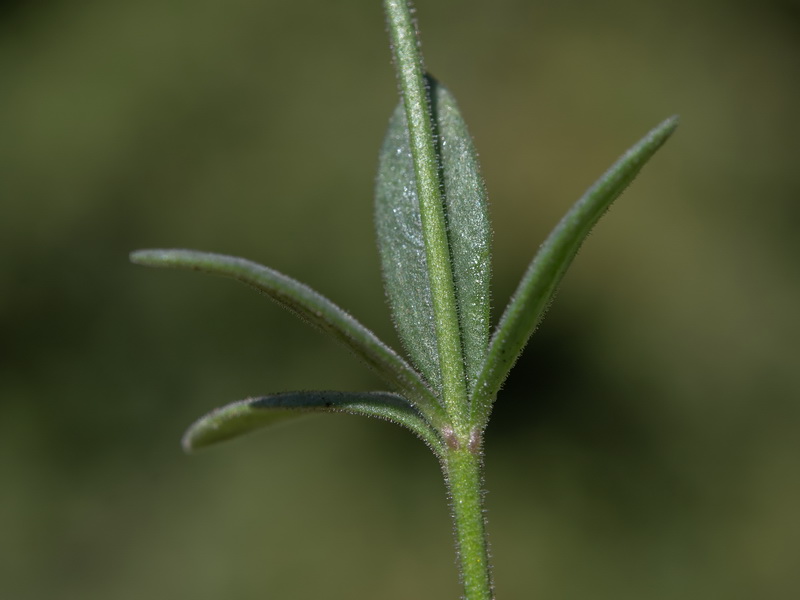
left=375, top=76, right=491, bottom=397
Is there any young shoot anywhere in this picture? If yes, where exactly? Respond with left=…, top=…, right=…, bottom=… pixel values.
left=131, top=1, right=678, bottom=597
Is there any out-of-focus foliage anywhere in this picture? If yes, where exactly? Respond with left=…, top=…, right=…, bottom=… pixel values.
left=1, top=0, right=798, bottom=599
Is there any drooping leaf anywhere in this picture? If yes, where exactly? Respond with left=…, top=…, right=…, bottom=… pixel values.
left=130, top=249, right=445, bottom=426
left=470, top=116, right=679, bottom=428
left=375, top=76, right=491, bottom=397
left=182, top=391, right=444, bottom=456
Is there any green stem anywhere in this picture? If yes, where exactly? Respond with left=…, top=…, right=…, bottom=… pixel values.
left=444, top=440, right=493, bottom=600
left=384, top=3, right=493, bottom=596
left=383, top=0, right=469, bottom=433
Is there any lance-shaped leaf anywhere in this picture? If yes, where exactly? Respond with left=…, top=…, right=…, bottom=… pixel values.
left=470, top=116, right=679, bottom=428
left=375, top=76, right=491, bottom=397
left=183, top=391, right=445, bottom=457
left=130, top=249, right=445, bottom=426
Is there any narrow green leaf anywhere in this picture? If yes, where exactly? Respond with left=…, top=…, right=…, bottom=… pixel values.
left=130, top=249, right=446, bottom=426
left=183, top=391, right=445, bottom=456
left=375, top=77, right=491, bottom=398
left=470, top=116, right=679, bottom=428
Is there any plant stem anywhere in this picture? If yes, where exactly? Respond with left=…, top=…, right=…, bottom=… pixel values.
left=383, top=0, right=469, bottom=433
left=444, top=440, right=493, bottom=600
left=384, top=2, right=494, bottom=596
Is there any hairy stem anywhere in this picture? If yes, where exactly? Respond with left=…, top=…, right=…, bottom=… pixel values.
left=444, top=439, right=493, bottom=600
left=383, top=0, right=469, bottom=433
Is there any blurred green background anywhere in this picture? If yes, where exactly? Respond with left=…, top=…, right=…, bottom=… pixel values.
left=2, top=0, right=798, bottom=598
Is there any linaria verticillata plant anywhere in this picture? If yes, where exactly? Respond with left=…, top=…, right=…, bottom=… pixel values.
left=131, top=0, right=678, bottom=598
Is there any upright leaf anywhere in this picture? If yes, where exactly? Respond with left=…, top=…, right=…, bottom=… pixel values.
left=470, top=116, right=679, bottom=429
left=375, top=77, right=491, bottom=397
